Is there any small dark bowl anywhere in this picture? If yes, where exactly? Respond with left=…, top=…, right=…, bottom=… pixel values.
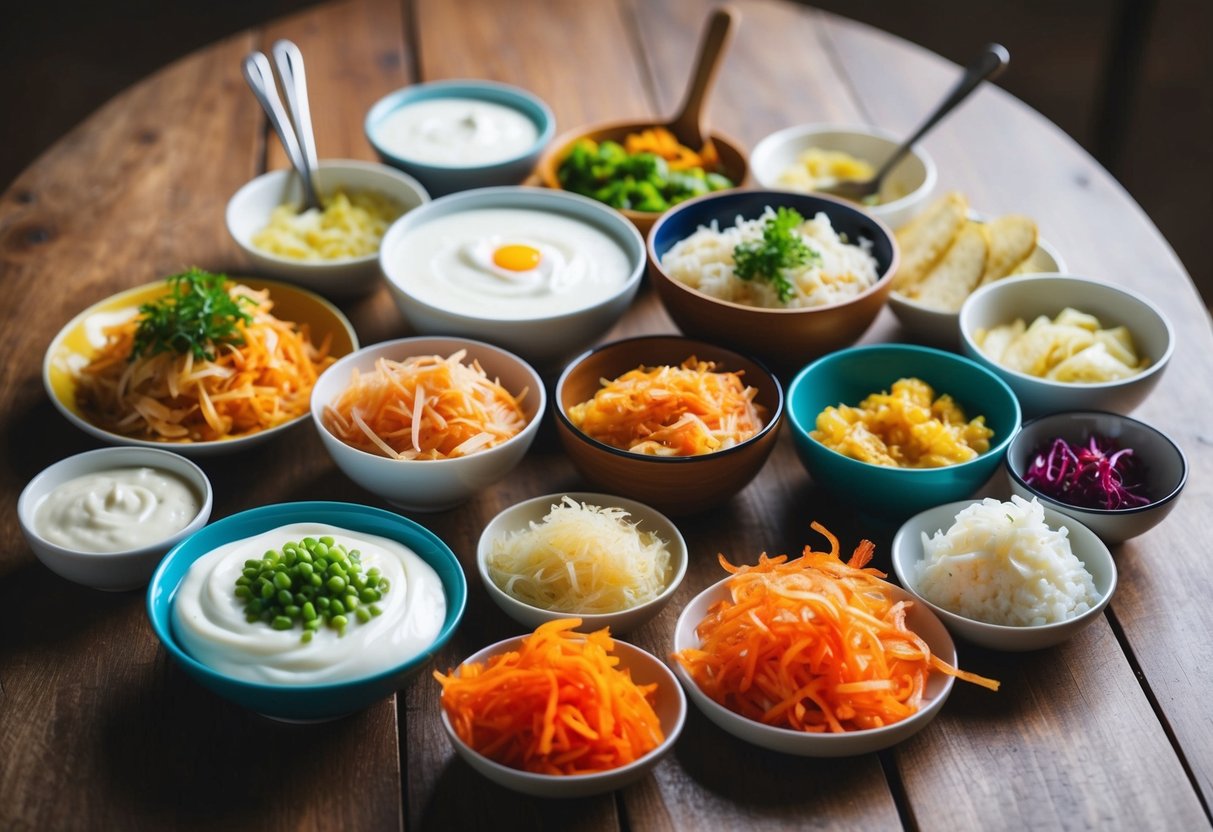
left=648, top=190, right=898, bottom=371
left=1005, top=411, right=1187, bottom=544
left=554, top=336, right=784, bottom=516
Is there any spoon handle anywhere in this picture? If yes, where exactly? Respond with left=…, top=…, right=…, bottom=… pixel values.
left=241, top=50, right=321, bottom=211
left=872, top=43, right=1010, bottom=184
left=272, top=40, right=320, bottom=189
left=669, top=6, right=739, bottom=148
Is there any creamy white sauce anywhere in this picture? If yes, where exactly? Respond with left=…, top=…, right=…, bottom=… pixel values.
left=375, top=98, right=539, bottom=166
left=34, top=466, right=200, bottom=553
left=172, top=523, right=446, bottom=685
left=391, top=208, right=633, bottom=320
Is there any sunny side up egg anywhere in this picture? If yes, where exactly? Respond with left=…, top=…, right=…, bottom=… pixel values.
left=463, top=237, right=567, bottom=286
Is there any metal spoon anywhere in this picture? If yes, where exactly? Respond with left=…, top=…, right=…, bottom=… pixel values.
left=242, top=41, right=322, bottom=211
left=818, top=43, right=1010, bottom=204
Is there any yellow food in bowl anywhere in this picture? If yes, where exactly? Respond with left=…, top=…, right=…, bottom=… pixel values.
left=812, top=378, right=992, bottom=467
left=253, top=189, right=404, bottom=260
left=975, top=307, right=1149, bottom=382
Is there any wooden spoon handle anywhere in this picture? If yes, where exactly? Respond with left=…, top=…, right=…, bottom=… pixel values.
left=669, top=6, right=739, bottom=148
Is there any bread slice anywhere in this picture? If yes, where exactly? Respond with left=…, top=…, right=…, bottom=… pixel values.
left=910, top=221, right=990, bottom=311
left=979, top=215, right=1038, bottom=284
left=892, top=192, right=968, bottom=291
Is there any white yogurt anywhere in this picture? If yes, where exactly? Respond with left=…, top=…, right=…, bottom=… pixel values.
left=375, top=98, right=539, bottom=166
left=172, top=523, right=446, bottom=685
left=390, top=208, right=633, bottom=320
left=34, top=466, right=200, bottom=553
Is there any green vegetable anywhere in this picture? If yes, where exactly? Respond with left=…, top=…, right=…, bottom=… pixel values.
left=131, top=267, right=254, bottom=361
left=557, top=139, right=735, bottom=212
left=233, top=537, right=390, bottom=643
left=732, top=208, right=821, bottom=304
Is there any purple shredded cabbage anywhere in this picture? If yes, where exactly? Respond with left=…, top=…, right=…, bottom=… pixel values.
left=1023, top=434, right=1151, bottom=510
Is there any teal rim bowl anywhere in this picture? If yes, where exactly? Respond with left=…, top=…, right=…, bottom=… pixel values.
left=787, top=344, right=1022, bottom=519
left=147, top=501, right=467, bottom=722
left=365, top=80, right=555, bottom=197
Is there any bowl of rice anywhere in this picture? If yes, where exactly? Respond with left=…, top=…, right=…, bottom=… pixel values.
left=648, top=190, right=898, bottom=369
left=226, top=159, right=430, bottom=298
left=891, top=496, right=1117, bottom=651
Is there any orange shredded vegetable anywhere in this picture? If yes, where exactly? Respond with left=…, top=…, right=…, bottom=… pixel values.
left=434, top=619, right=664, bottom=775
left=77, top=283, right=333, bottom=442
left=624, top=126, right=721, bottom=172
left=567, top=356, right=765, bottom=456
left=673, top=523, right=999, bottom=734
left=322, top=350, right=528, bottom=460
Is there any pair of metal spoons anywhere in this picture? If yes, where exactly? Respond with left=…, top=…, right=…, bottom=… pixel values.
left=242, top=40, right=322, bottom=211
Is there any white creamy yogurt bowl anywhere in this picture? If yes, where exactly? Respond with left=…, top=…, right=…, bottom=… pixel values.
left=18, top=447, right=213, bottom=591
left=379, top=187, right=646, bottom=368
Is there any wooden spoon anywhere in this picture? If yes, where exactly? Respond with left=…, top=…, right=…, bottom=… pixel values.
left=666, top=6, right=739, bottom=150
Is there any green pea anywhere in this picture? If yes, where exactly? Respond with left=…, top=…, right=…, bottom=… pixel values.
left=329, top=599, right=345, bottom=615
left=355, top=607, right=371, bottom=624
left=235, top=586, right=252, bottom=600
left=301, top=631, right=314, bottom=644
left=273, top=571, right=292, bottom=590
left=277, top=589, right=293, bottom=607
left=327, top=575, right=346, bottom=593
left=302, top=602, right=317, bottom=621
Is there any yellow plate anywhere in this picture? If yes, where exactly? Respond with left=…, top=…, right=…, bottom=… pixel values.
left=43, top=276, right=359, bottom=457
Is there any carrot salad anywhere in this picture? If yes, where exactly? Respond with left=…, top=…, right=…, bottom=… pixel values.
left=624, top=126, right=720, bottom=172
left=77, top=281, right=333, bottom=442
left=435, top=619, right=664, bottom=775
left=323, top=351, right=528, bottom=460
left=674, top=523, right=999, bottom=734
left=567, top=356, right=765, bottom=456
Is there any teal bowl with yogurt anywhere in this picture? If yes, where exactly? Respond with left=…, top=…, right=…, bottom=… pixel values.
left=147, top=501, right=466, bottom=722
left=365, top=79, right=555, bottom=197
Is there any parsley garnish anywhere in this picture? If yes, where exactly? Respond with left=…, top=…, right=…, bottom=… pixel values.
left=131, top=268, right=253, bottom=361
left=732, top=207, right=820, bottom=304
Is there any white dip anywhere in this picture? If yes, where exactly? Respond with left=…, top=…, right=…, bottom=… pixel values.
left=172, top=522, right=446, bottom=685
left=34, top=466, right=199, bottom=553
left=375, top=98, right=539, bottom=166
left=390, top=208, right=634, bottom=320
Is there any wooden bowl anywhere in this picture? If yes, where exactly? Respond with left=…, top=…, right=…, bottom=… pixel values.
left=554, top=335, right=783, bottom=517
left=534, top=119, right=749, bottom=236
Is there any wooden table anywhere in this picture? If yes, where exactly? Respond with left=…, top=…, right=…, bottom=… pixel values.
left=2, top=0, right=1210, bottom=828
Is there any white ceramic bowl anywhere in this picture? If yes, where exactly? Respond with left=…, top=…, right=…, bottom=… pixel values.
left=476, top=492, right=688, bottom=633
left=44, top=277, right=359, bottom=458
left=888, top=235, right=1065, bottom=347
left=310, top=336, right=545, bottom=511
left=18, top=447, right=213, bottom=591
left=671, top=575, right=958, bottom=756
left=226, top=159, right=430, bottom=297
left=440, top=634, right=685, bottom=797
left=379, top=186, right=646, bottom=369
left=750, top=123, right=936, bottom=229
left=958, top=274, right=1174, bottom=418
left=891, top=499, right=1117, bottom=651
left=1005, top=411, right=1187, bottom=545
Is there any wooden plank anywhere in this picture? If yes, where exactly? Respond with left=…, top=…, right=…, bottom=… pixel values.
left=818, top=11, right=1213, bottom=826
left=0, top=27, right=402, bottom=832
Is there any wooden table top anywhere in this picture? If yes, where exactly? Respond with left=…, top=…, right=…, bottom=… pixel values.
left=2, top=0, right=1210, bottom=829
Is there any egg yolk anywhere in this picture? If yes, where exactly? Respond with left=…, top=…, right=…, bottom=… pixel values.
left=492, top=244, right=542, bottom=272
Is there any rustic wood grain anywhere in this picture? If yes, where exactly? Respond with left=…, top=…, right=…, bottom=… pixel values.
left=819, top=11, right=1213, bottom=826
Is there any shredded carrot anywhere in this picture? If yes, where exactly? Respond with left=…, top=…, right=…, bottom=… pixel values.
left=567, top=356, right=765, bottom=456
left=76, top=284, right=333, bottom=442
left=434, top=619, right=665, bottom=775
left=624, top=126, right=720, bottom=172
left=673, top=523, right=999, bottom=734
left=322, top=351, right=528, bottom=460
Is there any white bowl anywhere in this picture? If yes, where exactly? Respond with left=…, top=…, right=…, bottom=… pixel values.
left=891, top=500, right=1117, bottom=651
left=226, top=159, right=430, bottom=297
left=671, top=575, right=958, bottom=756
left=310, top=336, right=545, bottom=511
left=476, top=492, right=688, bottom=633
left=888, top=235, right=1065, bottom=347
left=379, top=186, right=646, bottom=369
left=1005, top=411, right=1187, bottom=545
left=958, top=274, right=1174, bottom=418
left=18, top=447, right=213, bottom=591
left=750, top=123, right=936, bottom=229
left=440, top=634, right=686, bottom=797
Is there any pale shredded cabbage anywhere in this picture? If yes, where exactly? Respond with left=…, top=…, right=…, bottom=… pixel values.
left=253, top=189, right=403, bottom=260
left=915, top=496, right=1098, bottom=627
left=487, top=497, right=673, bottom=614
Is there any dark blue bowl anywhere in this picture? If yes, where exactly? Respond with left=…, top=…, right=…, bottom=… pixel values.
left=787, top=344, right=1021, bottom=519
left=147, top=501, right=466, bottom=721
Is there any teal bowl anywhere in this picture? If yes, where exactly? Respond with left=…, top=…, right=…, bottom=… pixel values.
left=147, top=502, right=466, bottom=721
left=787, top=344, right=1021, bottom=519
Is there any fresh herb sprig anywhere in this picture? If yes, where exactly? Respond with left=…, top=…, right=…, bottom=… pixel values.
left=131, top=268, right=253, bottom=361
left=732, top=207, right=819, bottom=304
